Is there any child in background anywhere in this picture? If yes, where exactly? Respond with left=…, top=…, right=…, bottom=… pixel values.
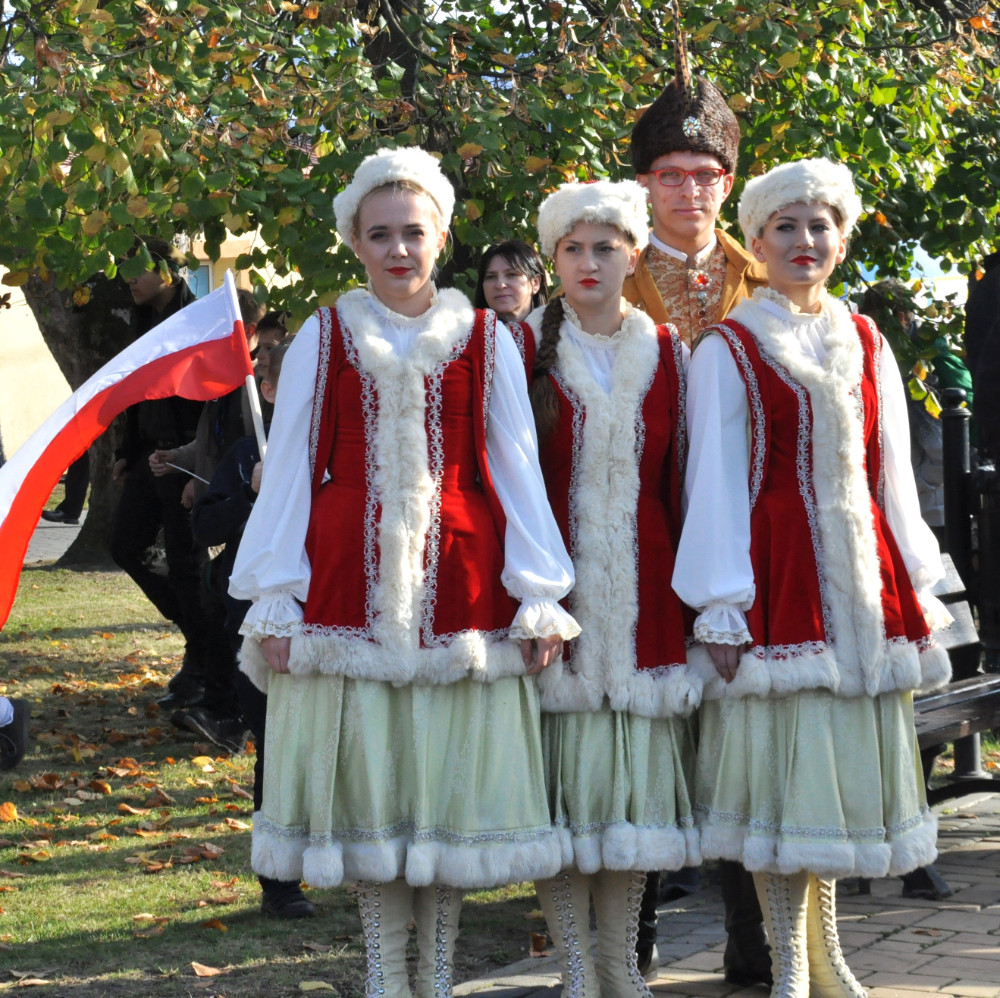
left=522, top=180, right=700, bottom=998
left=190, top=339, right=311, bottom=918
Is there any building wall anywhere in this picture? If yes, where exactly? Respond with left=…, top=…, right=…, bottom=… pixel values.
left=0, top=269, right=71, bottom=461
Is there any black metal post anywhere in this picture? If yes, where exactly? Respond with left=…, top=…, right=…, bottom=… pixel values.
left=977, top=467, right=1000, bottom=673
left=939, top=388, right=986, bottom=779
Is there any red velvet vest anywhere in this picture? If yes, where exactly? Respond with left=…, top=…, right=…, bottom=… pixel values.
left=302, top=304, right=518, bottom=645
left=717, top=316, right=931, bottom=657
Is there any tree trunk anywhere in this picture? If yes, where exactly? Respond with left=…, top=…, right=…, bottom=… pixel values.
left=22, top=275, right=137, bottom=567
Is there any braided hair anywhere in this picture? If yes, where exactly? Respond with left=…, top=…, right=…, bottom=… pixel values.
left=528, top=297, right=566, bottom=442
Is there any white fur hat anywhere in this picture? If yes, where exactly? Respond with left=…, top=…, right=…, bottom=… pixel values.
left=536, top=180, right=650, bottom=258
left=333, top=147, right=456, bottom=246
left=738, top=157, right=863, bottom=243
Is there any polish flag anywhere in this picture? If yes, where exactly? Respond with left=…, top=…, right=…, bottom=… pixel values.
left=0, top=270, right=254, bottom=629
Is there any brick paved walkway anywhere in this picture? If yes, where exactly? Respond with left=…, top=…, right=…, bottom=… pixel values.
left=458, top=792, right=1000, bottom=998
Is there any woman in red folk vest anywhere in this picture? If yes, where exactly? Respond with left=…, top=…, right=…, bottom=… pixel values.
left=674, top=158, right=953, bottom=998
left=518, top=180, right=701, bottom=998
left=229, top=147, right=580, bottom=997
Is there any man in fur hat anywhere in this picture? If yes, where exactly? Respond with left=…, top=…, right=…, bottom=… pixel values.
left=625, top=69, right=772, bottom=988
left=624, top=72, right=767, bottom=348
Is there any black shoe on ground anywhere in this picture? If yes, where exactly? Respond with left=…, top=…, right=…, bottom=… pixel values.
left=40, top=509, right=79, bottom=525
left=157, top=683, right=205, bottom=711
left=261, top=883, right=316, bottom=919
left=723, top=934, right=773, bottom=987
left=0, top=699, right=30, bottom=771
left=901, top=864, right=953, bottom=900
left=635, top=933, right=659, bottom=978
left=173, top=707, right=249, bottom=755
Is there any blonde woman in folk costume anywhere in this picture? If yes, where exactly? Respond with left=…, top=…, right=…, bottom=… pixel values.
left=229, top=147, right=580, bottom=997
left=674, top=157, right=953, bottom=998
left=519, top=180, right=700, bottom=997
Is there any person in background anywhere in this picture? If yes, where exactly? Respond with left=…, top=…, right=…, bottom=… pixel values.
left=674, top=157, right=951, bottom=998
left=229, top=147, right=579, bottom=995
left=40, top=453, right=89, bottom=525
left=0, top=696, right=29, bottom=771
left=624, top=30, right=768, bottom=981
left=108, top=237, right=207, bottom=711
left=253, top=310, right=290, bottom=383
left=148, top=288, right=264, bottom=747
left=190, top=338, right=313, bottom=917
left=523, top=179, right=699, bottom=997
left=475, top=240, right=548, bottom=369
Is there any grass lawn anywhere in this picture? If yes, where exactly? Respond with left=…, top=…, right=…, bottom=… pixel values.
left=0, top=566, right=544, bottom=996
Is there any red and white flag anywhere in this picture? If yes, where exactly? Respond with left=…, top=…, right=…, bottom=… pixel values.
left=0, top=270, right=254, bottom=628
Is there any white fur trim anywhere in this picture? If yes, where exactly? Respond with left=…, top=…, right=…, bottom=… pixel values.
left=537, top=180, right=650, bottom=257
left=333, top=146, right=456, bottom=245
left=699, top=807, right=937, bottom=879
left=535, top=306, right=698, bottom=718
left=252, top=818, right=562, bottom=888
left=738, top=157, right=863, bottom=243
left=243, top=626, right=526, bottom=686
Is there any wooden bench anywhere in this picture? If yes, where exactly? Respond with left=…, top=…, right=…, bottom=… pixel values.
left=913, top=553, right=1000, bottom=806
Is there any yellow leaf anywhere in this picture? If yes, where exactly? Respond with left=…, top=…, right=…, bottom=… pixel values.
left=456, top=142, right=484, bottom=159
left=300, top=983, right=336, bottom=992
left=0, top=802, right=18, bottom=823
left=777, top=51, right=800, bottom=70
left=464, top=200, right=483, bottom=221
left=1, top=271, right=29, bottom=287
left=191, top=962, right=223, bottom=977
left=72, top=286, right=91, bottom=307
left=524, top=156, right=551, bottom=174
left=47, top=110, right=75, bottom=126
left=127, top=196, right=149, bottom=218
left=200, top=917, right=228, bottom=932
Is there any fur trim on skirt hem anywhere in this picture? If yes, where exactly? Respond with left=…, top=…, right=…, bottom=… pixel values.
left=697, top=807, right=938, bottom=880
left=250, top=812, right=565, bottom=889
left=562, top=821, right=701, bottom=875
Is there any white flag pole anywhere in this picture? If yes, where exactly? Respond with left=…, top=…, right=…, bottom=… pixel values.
left=222, top=272, right=268, bottom=460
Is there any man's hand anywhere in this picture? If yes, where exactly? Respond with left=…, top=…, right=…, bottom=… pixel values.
left=180, top=479, right=195, bottom=509
left=261, top=636, right=291, bottom=673
left=111, top=458, right=128, bottom=485
left=521, top=635, right=563, bottom=676
left=706, top=642, right=746, bottom=684
left=251, top=461, right=263, bottom=494
left=148, top=448, right=178, bottom=476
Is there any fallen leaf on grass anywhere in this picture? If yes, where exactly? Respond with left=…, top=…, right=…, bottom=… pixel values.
left=133, top=913, right=169, bottom=923
left=134, top=924, right=165, bottom=938
left=211, top=877, right=238, bottom=889
left=191, top=756, right=217, bottom=772
left=200, top=918, right=228, bottom=932
left=17, top=851, right=51, bottom=864
left=11, top=781, right=31, bottom=793
left=299, top=983, right=336, bottom=992
left=117, top=803, right=150, bottom=816
left=88, top=780, right=112, bottom=795
left=301, top=942, right=333, bottom=953
left=0, top=885, right=20, bottom=893
left=191, top=962, right=222, bottom=977
left=224, top=817, right=250, bottom=831
left=0, top=803, right=18, bottom=823
left=0, top=870, right=26, bottom=879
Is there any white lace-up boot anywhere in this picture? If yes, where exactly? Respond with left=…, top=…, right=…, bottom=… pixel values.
left=590, top=869, right=654, bottom=998
left=752, top=871, right=810, bottom=998
left=356, top=879, right=414, bottom=998
left=806, top=876, right=867, bottom=998
left=535, top=873, right=600, bottom=998
left=413, top=884, right=463, bottom=998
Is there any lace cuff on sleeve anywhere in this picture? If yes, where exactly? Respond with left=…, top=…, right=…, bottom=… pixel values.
left=509, top=598, right=582, bottom=642
left=238, top=592, right=304, bottom=640
left=916, top=587, right=954, bottom=632
left=693, top=601, right=752, bottom=646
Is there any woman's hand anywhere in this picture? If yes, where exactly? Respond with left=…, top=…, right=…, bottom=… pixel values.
left=706, top=642, right=746, bottom=684
left=521, top=635, right=563, bottom=676
left=261, top=635, right=291, bottom=674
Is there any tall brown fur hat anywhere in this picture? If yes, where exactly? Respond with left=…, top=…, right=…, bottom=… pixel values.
left=630, top=2, right=740, bottom=175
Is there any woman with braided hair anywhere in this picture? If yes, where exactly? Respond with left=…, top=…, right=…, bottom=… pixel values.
left=519, top=180, right=701, bottom=998
left=674, top=158, right=952, bottom=998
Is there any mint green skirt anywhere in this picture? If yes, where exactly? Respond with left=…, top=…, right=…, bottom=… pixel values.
left=542, top=707, right=700, bottom=875
left=694, top=689, right=937, bottom=880
left=252, top=673, right=563, bottom=889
